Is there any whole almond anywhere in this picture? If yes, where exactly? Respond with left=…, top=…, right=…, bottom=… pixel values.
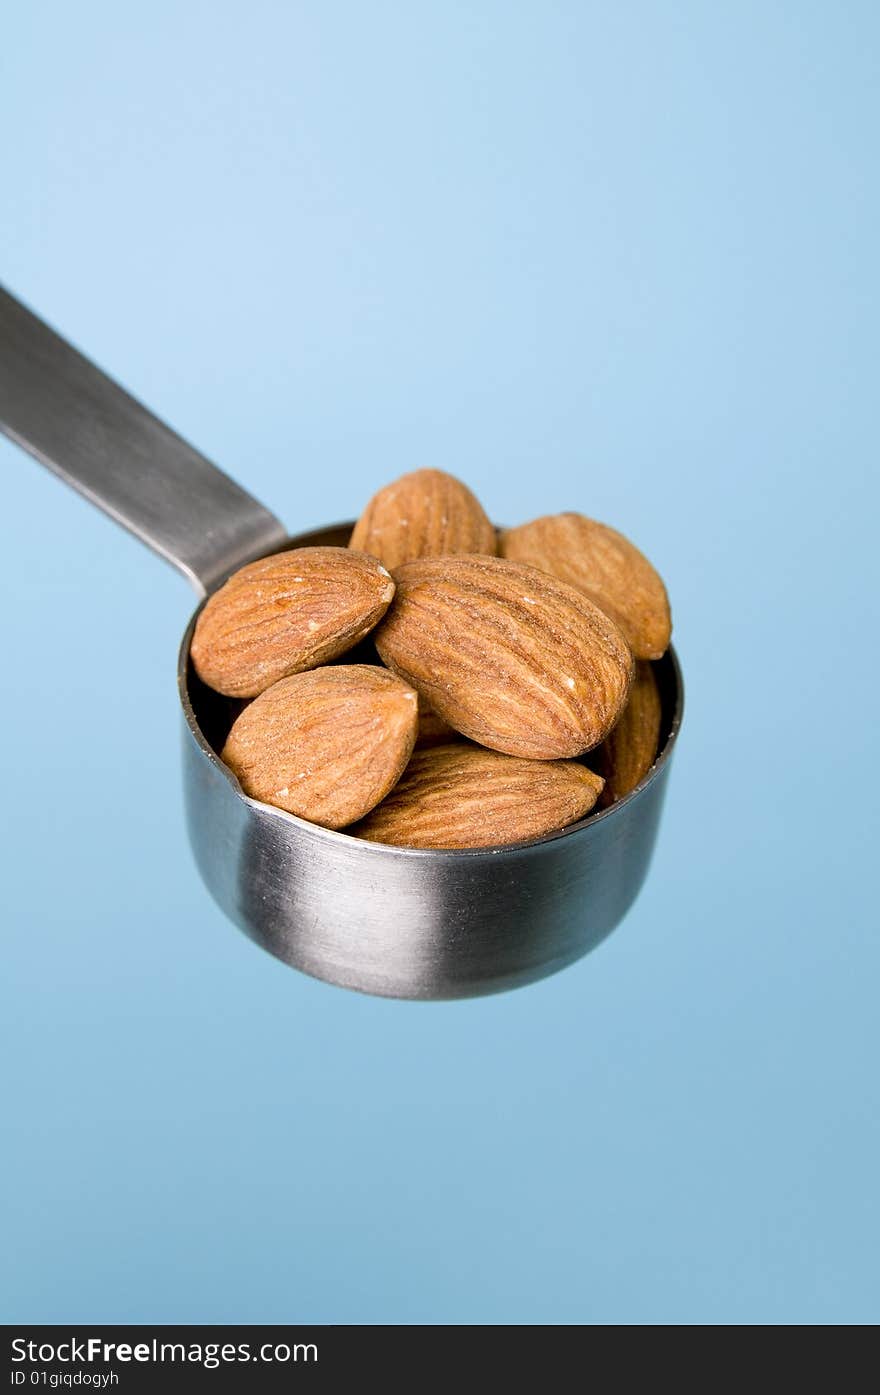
left=374, top=554, right=633, bottom=759
left=351, top=744, right=604, bottom=849
left=593, top=661, right=662, bottom=807
left=221, top=665, right=418, bottom=827
left=349, top=468, right=497, bottom=570
left=191, top=547, right=395, bottom=698
left=500, top=512, right=671, bottom=660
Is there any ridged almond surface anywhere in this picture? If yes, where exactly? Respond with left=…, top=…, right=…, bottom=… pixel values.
left=221, top=666, right=418, bottom=828
left=349, top=468, right=497, bottom=570
left=500, top=512, right=671, bottom=660
left=351, top=744, right=604, bottom=849
left=374, top=555, right=633, bottom=759
left=191, top=547, right=395, bottom=698
left=594, top=661, right=663, bottom=807
left=415, top=704, right=460, bottom=749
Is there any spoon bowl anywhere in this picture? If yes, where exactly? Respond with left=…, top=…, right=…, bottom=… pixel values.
left=180, top=521, right=683, bottom=999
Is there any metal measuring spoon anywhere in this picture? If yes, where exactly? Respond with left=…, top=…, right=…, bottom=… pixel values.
left=0, top=287, right=683, bottom=1000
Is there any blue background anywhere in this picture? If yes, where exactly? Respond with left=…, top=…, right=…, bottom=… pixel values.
left=2, top=2, right=877, bottom=1324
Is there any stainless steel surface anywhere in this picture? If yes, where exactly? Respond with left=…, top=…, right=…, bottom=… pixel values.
left=2, top=286, right=683, bottom=999
left=0, top=285, right=287, bottom=594
left=181, top=522, right=683, bottom=1000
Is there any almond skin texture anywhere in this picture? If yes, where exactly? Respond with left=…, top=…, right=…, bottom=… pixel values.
left=349, top=468, right=497, bottom=570
left=221, top=665, right=418, bottom=828
left=594, top=661, right=663, bottom=807
left=500, top=513, right=671, bottom=660
left=374, top=555, right=634, bottom=759
left=415, top=704, right=461, bottom=749
left=351, top=744, right=604, bottom=849
left=190, top=547, right=395, bottom=698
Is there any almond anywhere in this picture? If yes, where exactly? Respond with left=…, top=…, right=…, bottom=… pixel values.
left=191, top=547, right=395, bottom=698
left=351, top=744, right=604, bottom=848
left=221, top=665, right=417, bottom=827
left=415, top=703, right=461, bottom=749
left=374, top=554, right=633, bottom=759
left=349, top=468, right=497, bottom=570
left=593, top=661, right=662, bottom=807
left=500, top=512, right=671, bottom=660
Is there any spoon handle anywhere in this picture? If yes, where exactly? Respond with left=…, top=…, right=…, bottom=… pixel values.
left=0, top=285, right=287, bottom=595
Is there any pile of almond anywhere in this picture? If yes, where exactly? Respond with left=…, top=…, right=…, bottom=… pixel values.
left=190, top=470, right=670, bottom=849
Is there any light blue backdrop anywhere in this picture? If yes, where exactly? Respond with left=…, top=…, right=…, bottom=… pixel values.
left=2, top=1, right=877, bottom=1324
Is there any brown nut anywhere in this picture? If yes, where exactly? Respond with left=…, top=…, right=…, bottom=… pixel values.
left=221, top=665, right=418, bottom=828
left=350, top=468, right=497, bottom=570
left=374, top=554, right=633, bottom=759
left=191, top=547, right=395, bottom=698
left=500, top=512, right=671, bottom=660
left=351, top=744, right=604, bottom=849
left=593, top=661, right=663, bottom=807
